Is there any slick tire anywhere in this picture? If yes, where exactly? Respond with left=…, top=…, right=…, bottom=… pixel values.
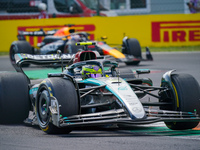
left=165, top=74, right=200, bottom=130
left=10, top=41, right=33, bottom=67
left=36, top=78, right=79, bottom=134
left=0, top=72, right=30, bottom=124
left=124, top=38, right=142, bottom=65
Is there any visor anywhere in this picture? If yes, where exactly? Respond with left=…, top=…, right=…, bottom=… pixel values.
left=89, top=74, right=102, bottom=78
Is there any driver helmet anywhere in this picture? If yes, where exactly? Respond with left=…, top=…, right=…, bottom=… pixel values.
left=71, top=34, right=81, bottom=41
left=54, top=27, right=76, bottom=36
left=82, top=65, right=102, bottom=79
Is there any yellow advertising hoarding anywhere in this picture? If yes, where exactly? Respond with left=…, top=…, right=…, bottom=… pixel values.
left=0, top=13, right=200, bottom=52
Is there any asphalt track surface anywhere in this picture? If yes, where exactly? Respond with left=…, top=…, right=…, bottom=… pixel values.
left=0, top=52, right=200, bottom=150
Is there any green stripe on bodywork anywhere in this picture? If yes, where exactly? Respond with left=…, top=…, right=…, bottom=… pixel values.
left=24, top=68, right=62, bottom=79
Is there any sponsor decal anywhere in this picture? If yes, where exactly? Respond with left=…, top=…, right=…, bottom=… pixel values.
left=122, top=94, right=138, bottom=106
left=107, top=77, right=123, bottom=83
left=152, top=21, right=200, bottom=43
left=118, top=86, right=128, bottom=90
left=132, top=107, right=142, bottom=113
left=21, top=54, right=73, bottom=60
left=18, top=24, right=95, bottom=46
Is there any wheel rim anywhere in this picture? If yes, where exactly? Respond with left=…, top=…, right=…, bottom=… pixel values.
left=39, top=98, right=48, bottom=123
left=37, top=90, right=50, bottom=126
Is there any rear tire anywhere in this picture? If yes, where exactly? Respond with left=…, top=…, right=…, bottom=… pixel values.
left=9, top=41, right=33, bottom=67
left=164, top=74, right=200, bottom=130
left=36, top=78, right=79, bottom=134
left=0, top=72, right=30, bottom=124
left=123, top=38, right=142, bottom=65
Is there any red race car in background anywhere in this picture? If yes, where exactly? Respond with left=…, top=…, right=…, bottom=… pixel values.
left=10, top=25, right=153, bottom=67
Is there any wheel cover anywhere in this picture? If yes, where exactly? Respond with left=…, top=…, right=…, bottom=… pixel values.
left=37, top=90, right=50, bottom=126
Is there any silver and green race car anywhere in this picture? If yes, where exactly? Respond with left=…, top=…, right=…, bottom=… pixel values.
left=0, top=42, right=200, bottom=134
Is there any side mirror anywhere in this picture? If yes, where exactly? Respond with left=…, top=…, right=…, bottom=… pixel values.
left=136, top=69, right=150, bottom=75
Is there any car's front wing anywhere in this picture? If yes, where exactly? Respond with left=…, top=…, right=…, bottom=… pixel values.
left=58, top=108, right=200, bottom=128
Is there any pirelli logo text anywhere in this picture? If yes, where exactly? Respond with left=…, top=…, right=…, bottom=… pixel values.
left=18, top=24, right=95, bottom=46
left=152, top=21, right=200, bottom=43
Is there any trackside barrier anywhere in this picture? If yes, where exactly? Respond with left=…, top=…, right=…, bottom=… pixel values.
left=0, top=13, right=200, bottom=52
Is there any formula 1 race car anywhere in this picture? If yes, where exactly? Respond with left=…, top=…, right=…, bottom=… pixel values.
left=9, top=25, right=153, bottom=67
left=1, top=42, right=199, bottom=134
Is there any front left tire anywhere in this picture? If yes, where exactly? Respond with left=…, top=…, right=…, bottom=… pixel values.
left=36, top=77, right=79, bottom=134
left=162, top=74, right=200, bottom=130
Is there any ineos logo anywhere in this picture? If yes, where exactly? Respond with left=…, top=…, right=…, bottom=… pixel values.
left=24, top=54, right=73, bottom=60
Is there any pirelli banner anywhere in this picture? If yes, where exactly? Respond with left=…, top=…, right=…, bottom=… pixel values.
left=0, top=13, right=200, bottom=52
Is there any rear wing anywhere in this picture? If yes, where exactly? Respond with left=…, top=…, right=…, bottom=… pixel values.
left=18, top=24, right=75, bottom=38
left=15, top=53, right=73, bottom=66
left=17, top=30, right=57, bottom=40
left=14, top=53, right=74, bottom=83
left=18, top=30, right=56, bottom=36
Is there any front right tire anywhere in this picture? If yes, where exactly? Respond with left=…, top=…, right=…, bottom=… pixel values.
left=164, top=74, right=200, bottom=130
